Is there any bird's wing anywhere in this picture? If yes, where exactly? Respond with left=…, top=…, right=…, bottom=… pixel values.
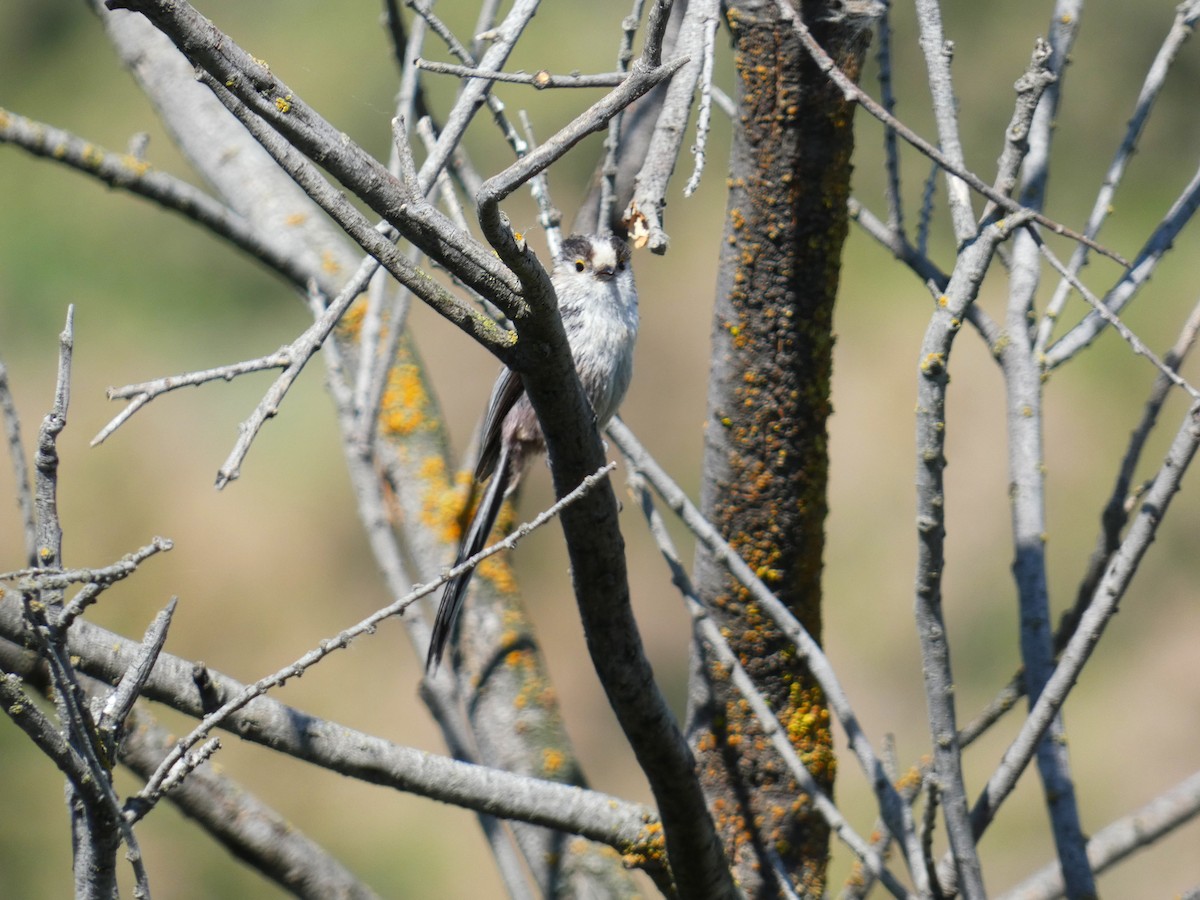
left=474, top=366, right=525, bottom=482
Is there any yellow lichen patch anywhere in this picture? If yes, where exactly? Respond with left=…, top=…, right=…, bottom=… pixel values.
left=337, top=297, right=366, bottom=337
left=919, top=352, right=946, bottom=375
left=895, top=765, right=922, bottom=793
left=418, top=454, right=448, bottom=485
left=80, top=143, right=104, bottom=169
left=120, top=154, right=151, bottom=177
left=320, top=249, right=342, bottom=276
left=541, top=748, right=566, bottom=777
left=477, top=553, right=517, bottom=595
left=283, top=212, right=307, bottom=227
left=274, top=95, right=292, bottom=114
left=420, top=468, right=462, bottom=544
left=379, top=363, right=430, bottom=436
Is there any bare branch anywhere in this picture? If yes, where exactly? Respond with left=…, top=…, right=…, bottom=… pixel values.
left=595, top=0, right=647, bottom=235
left=406, top=0, right=541, bottom=190
left=1000, top=769, right=1200, bottom=900
left=0, top=599, right=663, bottom=863
left=778, top=0, right=1129, bottom=268
left=628, top=472, right=914, bottom=900
left=1036, top=0, right=1200, bottom=355
left=33, top=307, right=73, bottom=572
left=607, top=417, right=929, bottom=892
left=0, top=359, right=36, bottom=565
left=873, top=0, right=904, bottom=235
left=912, top=0, right=975, bottom=239
left=995, top=23, right=1094, bottom=893
left=108, top=0, right=522, bottom=306
left=912, top=214, right=1030, bottom=900
left=97, top=598, right=177, bottom=752
left=624, top=0, right=717, bottom=251
left=937, top=398, right=1200, bottom=885
left=93, top=350, right=293, bottom=446
left=682, top=7, right=720, bottom=198
left=1044, top=159, right=1200, bottom=369
left=134, top=463, right=617, bottom=810
left=1034, top=234, right=1200, bottom=399
left=0, top=107, right=319, bottom=291
left=117, top=705, right=384, bottom=900
left=414, top=57, right=627, bottom=88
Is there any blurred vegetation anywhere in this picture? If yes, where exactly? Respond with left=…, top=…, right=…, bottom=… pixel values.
left=1, top=1, right=1199, bottom=897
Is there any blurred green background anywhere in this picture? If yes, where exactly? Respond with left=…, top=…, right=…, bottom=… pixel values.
left=2, top=1, right=1199, bottom=897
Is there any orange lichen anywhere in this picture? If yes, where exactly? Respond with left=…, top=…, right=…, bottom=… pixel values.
left=320, top=249, right=342, bottom=276
left=379, top=364, right=429, bottom=436
left=477, top=553, right=517, bottom=594
left=541, top=748, right=566, bottom=776
left=120, top=154, right=150, bottom=177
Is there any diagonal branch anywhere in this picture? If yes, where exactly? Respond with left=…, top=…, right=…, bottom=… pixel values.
left=0, top=600, right=663, bottom=866
left=608, top=418, right=928, bottom=892
left=777, top=0, right=1128, bottom=268
left=1036, top=0, right=1200, bottom=355
left=132, top=463, right=616, bottom=814
left=627, top=471, right=914, bottom=899
left=935, top=398, right=1200, bottom=888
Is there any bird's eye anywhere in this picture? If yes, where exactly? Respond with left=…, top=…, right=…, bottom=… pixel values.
left=574, top=259, right=586, bottom=273
left=617, top=261, right=626, bottom=271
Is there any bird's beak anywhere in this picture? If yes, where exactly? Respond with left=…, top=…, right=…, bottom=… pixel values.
left=594, top=266, right=615, bottom=282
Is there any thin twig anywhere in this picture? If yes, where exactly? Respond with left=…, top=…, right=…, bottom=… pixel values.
left=995, top=25, right=1095, bottom=895
left=93, top=350, right=292, bottom=445
left=683, top=6, right=720, bottom=198
left=629, top=473, right=914, bottom=899
left=776, top=0, right=1129, bottom=268
left=97, top=597, right=177, bottom=757
left=624, top=0, right=714, bottom=251
left=608, top=417, right=930, bottom=892
left=134, top=462, right=617, bottom=809
left=1044, top=159, right=1200, bottom=369
left=21, top=309, right=153, bottom=896
left=936, top=398, right=1200, bottom=885
left=912, top=0, right=975, bottom=241
left=874, top=0, right=904, bottom=234
left=408, top=0, right=542, bottom=191
left=999, top=769, right=1200, bottom=900
left=414, top=58, right=626, bottom=89
left=1033, top=230, right=1200, bottom=399
left=911, top=214, right=1028, bottom=900
left=517, top=111, right=562, bottom=256
left=0, top=360, right=36, bottom=564
left=1036, top=0, right=1200, bottom=355
left=596, top=0, right=646, bottom=235
left=0, top=107, right=319, bottom=291
left=116, top=703, right=384, bottom=900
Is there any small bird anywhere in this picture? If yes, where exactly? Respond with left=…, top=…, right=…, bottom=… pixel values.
left=426, top=233, right=639, bottom=672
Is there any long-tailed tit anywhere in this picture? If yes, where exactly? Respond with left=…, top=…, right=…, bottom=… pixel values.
left=426, top=233, right=639, bottom=671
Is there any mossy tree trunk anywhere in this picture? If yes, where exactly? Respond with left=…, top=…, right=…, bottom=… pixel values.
left=689, top=2, right=869, bottom=895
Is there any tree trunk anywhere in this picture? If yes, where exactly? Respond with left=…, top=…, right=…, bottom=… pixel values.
left=690, top=2, right=869, bottom=895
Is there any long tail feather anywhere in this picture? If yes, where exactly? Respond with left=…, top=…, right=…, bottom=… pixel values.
left=425, top=445, right=514, bottom=672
